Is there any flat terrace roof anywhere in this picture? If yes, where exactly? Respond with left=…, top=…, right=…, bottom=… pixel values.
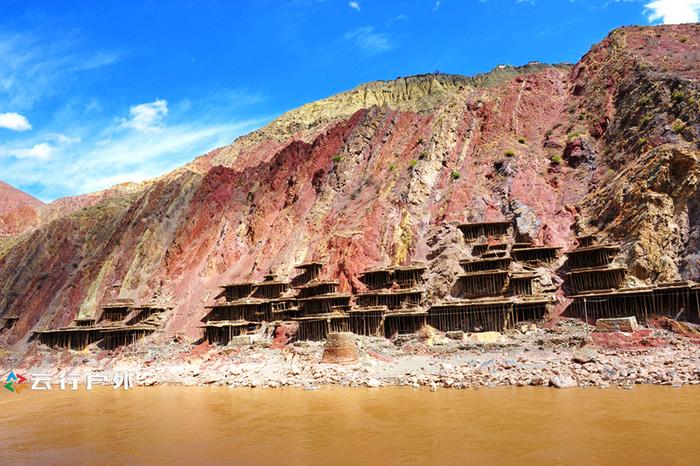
left=295, top=280, right=339, bottom=288
left=219, top=281, right=256, bottom=288
left=459, top=257, right=511, bottom=264
left=292, top=312, right=349, bottom=321
left=430, top=297, right=513, bottom=308
left=205, top=298, right=268, bottom=309
left=384, top=308, right=428, bottom=316
left=296, top=293, right=352, bottom=302
left=566, top=266, right=627, bottom=275
left=348, top=306, right=389, bottom=313
left=511, top=246, right=562, bottom=252
left=99, top=325, right=156, bottom=333
left=457, top=220, right=513, bottom=227
left=459, top=270, right=510, bottom=278
left=564, top=244, right=620, bottom=254
left=357, top=289, right=423, bottom=296
left=295, top=261, right=324, bottom=269
left=198, top=319, right=255, bottom=328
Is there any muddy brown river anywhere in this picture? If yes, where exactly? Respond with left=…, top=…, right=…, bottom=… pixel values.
left=1, top=385, right=698, bottom=465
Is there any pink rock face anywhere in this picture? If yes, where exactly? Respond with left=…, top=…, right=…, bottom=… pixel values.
left=0, top=181, right=43, bottom=235
left=0, top=24, right=698, bottom=349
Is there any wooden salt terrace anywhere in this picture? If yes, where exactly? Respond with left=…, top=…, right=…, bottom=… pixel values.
left=200, top=320, right=261, bottom=345
left=292, top=261, right=324, bottom=285
left=221, top=282, right=255, bottom=301
left=355, top=289, right=423, bottom=310
left=293, top=313, right=350, bottom=341
left=34, top=327, right=103, bottom=350
left=296, top=293, right=352, bottom=315
left=507, top=273, right=537, bottom=296
left=512, top=296, right=555, bottom=322
left=359, top=269, right=392, bottom=290
left=99, top=325, right=156, bottom=350
left=98, top=300, right=135, bottom=324
left=510, top=246, right=561, bottom=265
left=458, top=221, right=513, bottom=242
left=566, top=266, right=627, bottom=294
left=566, top=282, right=700, bottom=324
left=204, top=298, right=267, bottom=323
left=73, top=317, right=96, bottom=327
left=454, top=270, right=509, bottom=298
left=428, top=298, right=514, bottom=333
left=471, top=242, right=509, bottom=257
left=347, top=306, right=387, bottom=336
left=480, top=250, right=509, bottom=259
left=460, top=257, right=512, bottom=273
left=124, top=305, right=166, bottom=325
left=295, top=280, right=339, bottom=299
left=575, top=234, right=598, bottom=248
left=1, top=315, right=19, bottom=331
left=392, top=265, right=426, bottom=288
left=565, top=245, right=620, bottom=269
left=251, top=280, right=290, bottom=299
left=383, top=309, right=428, bottom=337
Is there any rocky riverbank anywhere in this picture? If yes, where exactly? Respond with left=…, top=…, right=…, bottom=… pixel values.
left=3, top=318, right=699, bottom=390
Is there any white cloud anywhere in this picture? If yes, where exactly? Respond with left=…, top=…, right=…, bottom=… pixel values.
left=433, top=1, right=442, bottom=11
left=47, top=133, right=81, bottom=145
left=344, top=27, right=394, bottom=56
left=120, top=99, right=169, bottom=132
left=0, top=112, right=31, bottom=131
left=0, top=142, right=56, bottom=160
left=0, top=32, right=119, bottom=110
left=645, top=0, right=700, bottom=24
left=348, top=1, right=360, bottom=12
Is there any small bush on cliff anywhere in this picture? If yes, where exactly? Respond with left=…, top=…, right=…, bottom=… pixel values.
left=504, top=149, right=516, bottom=157
left=450, top=170, right=461, bottom=180
left=638, top=137, right=648, bottom=146
left=550, top=154, right=562, bottom=165
left=638, top=95, right=652, bottom=107
left=388, top=163, right=397, bottom=172
left=672, top=90, right=685, bottom=103
left=419, top=150, right=429, bottom=160
left=332, top=155, right=344, bottom=163
left=518, top=137, right=526, bottom=144
left=408, top=159, right=418, bottom=170
left=671, top=119, right=686, bottom=134
left=640, top=113, right=653, bottom=126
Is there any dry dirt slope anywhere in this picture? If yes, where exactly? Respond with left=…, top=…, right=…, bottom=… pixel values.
left=0, top=24, right=698, bottom=345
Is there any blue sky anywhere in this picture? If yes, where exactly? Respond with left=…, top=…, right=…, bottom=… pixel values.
left=0, top=0, right=696, bottom=202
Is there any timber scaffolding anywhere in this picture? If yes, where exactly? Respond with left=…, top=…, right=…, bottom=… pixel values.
left=428, top=296, right=553, bottom=333
left=358, top=265, right=426, bottom=290
left=471, top=242, right=509, bottom=257
left=1, top=315, right=19, bottom=331
left=510, top=246, right=561, bottom=265
left=563, top=242, right=625, bottom=294
left=200, top=320, right=261, bottom=345
left=565, top=282, right=700, bottom=324
left=458, top=220, right=513, bottom=242
left=33, top=301, right=167, bottom=350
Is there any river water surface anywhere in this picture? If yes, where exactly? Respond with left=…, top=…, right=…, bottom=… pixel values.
left=1, top=385, right=698, bottom=465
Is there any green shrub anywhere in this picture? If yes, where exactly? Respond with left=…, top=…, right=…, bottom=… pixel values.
left=419, top=150, right=429, bottom=160
left=450, top=170, right=461, bottom=180
left=332, top=155, right=344, bottom=163
left=517, top=137, right=526, bottom=144
left=638, top=95, right=652, bottom=106
left=550, top=154, right=562, bottom=165
left=638, top=137, right=648, bottom=146
left=388, top=163, right=397, bottom=172
left=672, top=90, right=685, bottom=103
left=640, top=113, right=653, bottom=125
left=408, top=159, right=418, bottom=169
left=504, top=149, right=516, bottom=157
left=671, top=119, right=686, bottom=134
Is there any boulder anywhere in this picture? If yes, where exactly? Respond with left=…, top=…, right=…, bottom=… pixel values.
left=572, top=348, right=599, bottom=364
left=595, top=317, right=639, bottom=333
left=321, top=332, right=359, bottom=364
left=550, top=375, right=577, bottom=389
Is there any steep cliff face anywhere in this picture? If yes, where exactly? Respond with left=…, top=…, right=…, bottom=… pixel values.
left=0, top=24, right=698, bottom=346
left=0, top=181, right=43, bottom=236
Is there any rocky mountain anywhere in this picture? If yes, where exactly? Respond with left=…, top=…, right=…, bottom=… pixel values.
left=0, top=181, right=43, bottom=237
left=0, top=24, right=698, bottom=345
